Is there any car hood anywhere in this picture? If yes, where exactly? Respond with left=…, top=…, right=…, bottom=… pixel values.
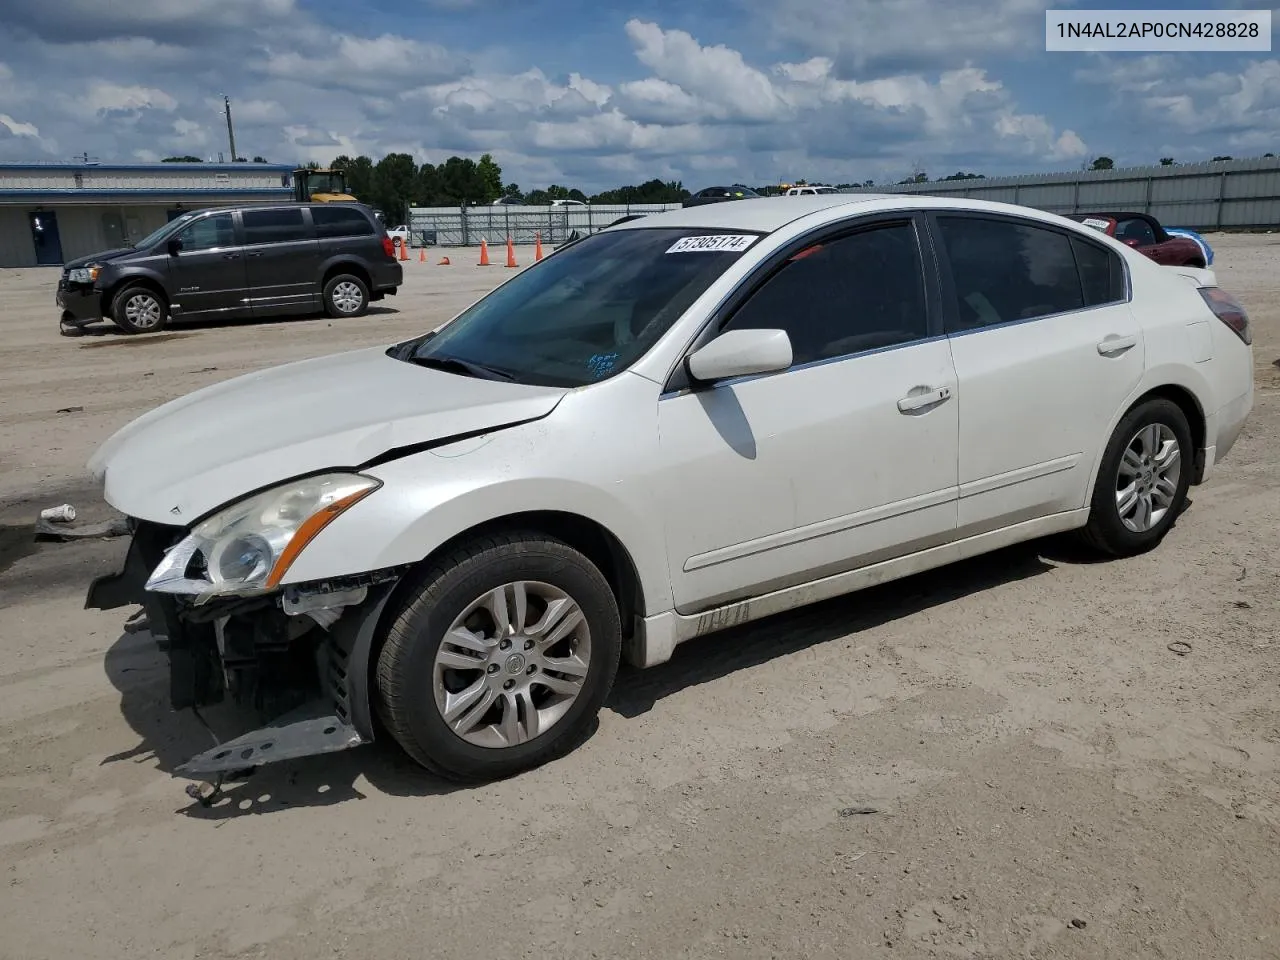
left=64, top=247, right=136, bottom=270
left=89, top=346, right=569, bottom=524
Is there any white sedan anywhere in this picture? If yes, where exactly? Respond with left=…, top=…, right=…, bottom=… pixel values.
left=84, top=195, right=1254, bottom=786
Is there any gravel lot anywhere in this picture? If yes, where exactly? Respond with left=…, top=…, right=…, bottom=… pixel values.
left=1, top=236, right=1278, bottom=960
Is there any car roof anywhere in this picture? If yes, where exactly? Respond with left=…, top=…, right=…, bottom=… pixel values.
left=611, top=193, right=1123, bottom=239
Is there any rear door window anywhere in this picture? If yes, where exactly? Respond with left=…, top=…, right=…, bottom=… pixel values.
left=934, top=216, right=1085, bottom=331
left=242, top=208, right=310, bottom=245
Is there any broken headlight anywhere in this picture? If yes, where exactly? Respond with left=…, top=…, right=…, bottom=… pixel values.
left=145, top=473, right=381, bottom=601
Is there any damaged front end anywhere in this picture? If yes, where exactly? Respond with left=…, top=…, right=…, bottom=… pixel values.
left=86, top=517, right=405, bottom=785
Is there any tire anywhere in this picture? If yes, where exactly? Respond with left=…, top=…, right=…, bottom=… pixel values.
left=323, top=274, right=369, bottom=318
left=1080, top=397, right=1193, bottom=557
left=375, top=531, right=622, bottom=782
left=110, top=285, right=167, bottom=334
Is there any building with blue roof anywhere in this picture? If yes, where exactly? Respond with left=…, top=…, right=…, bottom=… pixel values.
left=0, top=161, right=296, bottom=267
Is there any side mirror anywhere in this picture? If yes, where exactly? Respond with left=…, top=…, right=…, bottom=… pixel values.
left=686, top=328, right=793, bottom=384
left=166, top=238, right=183, bottom=256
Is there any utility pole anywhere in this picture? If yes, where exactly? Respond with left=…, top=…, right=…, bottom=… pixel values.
left=224, top=95, right=238, bottom=163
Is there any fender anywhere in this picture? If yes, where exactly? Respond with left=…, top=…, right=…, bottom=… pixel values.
left=1080, top=363, right=1214, bottom=501
left=282, top=451, right=677, bottom=619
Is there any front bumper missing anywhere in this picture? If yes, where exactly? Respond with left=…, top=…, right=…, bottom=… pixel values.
left=86, top=523, right=394, bottom=782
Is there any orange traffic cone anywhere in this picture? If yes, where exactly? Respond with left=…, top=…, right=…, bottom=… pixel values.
left=438, top=255, right=451, bottom=265
left=398, top=238, right=409, bottom=262
left=535, top=231, right=543, bottom=261
left=505, top=235, right=518, bottom=268
left=419, top=246, right=427, bottom=262
left=478, top=239, right=490, bottom=266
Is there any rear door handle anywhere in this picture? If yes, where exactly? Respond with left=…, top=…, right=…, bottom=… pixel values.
left=245, top=251, right=265, bottom=259
left=1097, top=334, right=1137, bottom=356
left=897, top=385, right=952, bottom=413
left=221, top=253, right=240, bottom=260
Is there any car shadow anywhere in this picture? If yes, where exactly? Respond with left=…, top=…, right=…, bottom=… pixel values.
left=64, top=306, right=401, bottom=342
left=607, top=541, right=1056, bottom=718
left=100, top=539, right=1060, bottom=818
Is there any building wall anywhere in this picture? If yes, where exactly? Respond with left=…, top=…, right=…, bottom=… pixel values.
left=0, top=162, right=294, bottom=194
left=53, top=205, right=172, bottom=261
left=0, top=208, right=35, bottom=267
left=840, top=156, right=1280, bottom=230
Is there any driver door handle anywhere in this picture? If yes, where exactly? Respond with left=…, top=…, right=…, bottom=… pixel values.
left=1097, top=334, right=1137, bottom=356
left=897, top=385, right=952, bottom=413
left=222, top=253, right=241, bottom=260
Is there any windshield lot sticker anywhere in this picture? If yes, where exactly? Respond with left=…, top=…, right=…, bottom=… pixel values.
left=666, top=234, right=757, bottom=254
left=587, top=352, right=619, bottom=379
left=1081, top=218, right=1111, bottom=232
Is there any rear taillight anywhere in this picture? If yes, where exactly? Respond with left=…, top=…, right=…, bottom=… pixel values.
left=381, top=235, right=396, bottom=258
left=1199, top=286, right=1252, bottom=345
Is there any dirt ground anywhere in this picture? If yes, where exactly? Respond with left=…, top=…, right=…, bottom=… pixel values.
left=1, top=236, right=1278, bottom=960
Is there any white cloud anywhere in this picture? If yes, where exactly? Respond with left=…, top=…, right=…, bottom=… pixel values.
left=763, top=0, right=1063, bottom=73
left=85, top=82, right=178, bottom=114
left=0, top=113, right=40, bottom=138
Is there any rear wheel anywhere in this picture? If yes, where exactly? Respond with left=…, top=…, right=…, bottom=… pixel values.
left=375, top=532, right=621, bottom=782
left=111, top=285, right=167, bottom=334
left=323, top=274, right=369, bottom=318
left=1080, top=397, right=1192, bottom=556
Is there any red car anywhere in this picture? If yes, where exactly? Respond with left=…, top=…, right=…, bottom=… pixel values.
left=1068, top=212, right=1207, bottom=267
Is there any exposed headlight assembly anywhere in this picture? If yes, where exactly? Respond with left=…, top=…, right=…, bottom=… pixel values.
left=145, top=473, right=381, bottom=602
left=67, top=265, right=101, bottom=284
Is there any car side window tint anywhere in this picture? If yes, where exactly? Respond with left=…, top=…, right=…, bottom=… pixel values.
left=1070, top=235, right=1124, bottom=306
left=311, top=205, right=375, bottom=238
left=722, top=221, right=929, bottom=366
left=242, top=207, right=309, bottom=245
left=935, top=217, right=1084, bottom=331
left=179, top=213, right=236, bottom=251
left=1115, top=218, right=1156, bottom=246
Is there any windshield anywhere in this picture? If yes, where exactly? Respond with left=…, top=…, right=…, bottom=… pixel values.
left=396, top=227, right=761, bottom=387
left=135, top=215, right=195, bottom=249
left=308, top=172, right=346, bottom=194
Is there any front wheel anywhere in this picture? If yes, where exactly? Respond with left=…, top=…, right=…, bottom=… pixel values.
left=323, top=274, right=369, bottom=318
left=375, top=532, right=621, bottom=782
left=1080, top=397, right=1193, bottom=556
left=111, top=286, right=168, bottom=334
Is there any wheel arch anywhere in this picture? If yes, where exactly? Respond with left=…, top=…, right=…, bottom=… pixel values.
left=359, top=510, right=650, bottom=718
left=104, top=272, right=168, bottom=310
left=322, top=259, right=371, bottom=290
left=1086, top=381, right=1209, bottom=501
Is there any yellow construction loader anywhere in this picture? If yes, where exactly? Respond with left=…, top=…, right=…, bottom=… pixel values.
left=292, top=168, right=357, bottom=202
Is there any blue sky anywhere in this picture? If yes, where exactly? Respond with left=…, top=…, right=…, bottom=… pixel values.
left=0, top=0, right=1276, bottom=192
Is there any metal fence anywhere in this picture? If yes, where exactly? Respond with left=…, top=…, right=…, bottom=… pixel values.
left=408, top=203, right=682, bottom=246
left=839, top=156, right=1280, bottom=230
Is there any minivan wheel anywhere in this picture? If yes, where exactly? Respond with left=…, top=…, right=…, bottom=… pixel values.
left=111, top=286, right=167, bottom=334
left=1080, top=397, right=1193, bottom=557
left=323, top=274, right=369, bottom=317
left=375, top=532, right=622, bottom=783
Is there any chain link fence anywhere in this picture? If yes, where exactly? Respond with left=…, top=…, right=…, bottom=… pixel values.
left=407, top=203, right=681, bottom=247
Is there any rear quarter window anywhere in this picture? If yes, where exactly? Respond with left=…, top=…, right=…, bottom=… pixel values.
left=1070, top=235, right=1126, bottom=306
left=311, top=205, right=376, bottom=238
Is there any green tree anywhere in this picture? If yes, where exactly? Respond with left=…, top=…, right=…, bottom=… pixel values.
left=372, top=152, right=419, bottom=223
left=1090, top=156, right=1114, bottom=170
left=252, top=155, right=268, bottom=163
left=477, top=153, right=504, bottom=202
left=502, top=182, right=523, bottom=200
left=162, top=155, right=202, bottom=162
left=1159, top=157, right=1176, bottom=166
left=330, top=154, right=375, bottom=202
left=1212, top=155, right=1233, bottom=161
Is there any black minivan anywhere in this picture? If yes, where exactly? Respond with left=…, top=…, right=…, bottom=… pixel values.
left=57, top=202, right=403, bottom=335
